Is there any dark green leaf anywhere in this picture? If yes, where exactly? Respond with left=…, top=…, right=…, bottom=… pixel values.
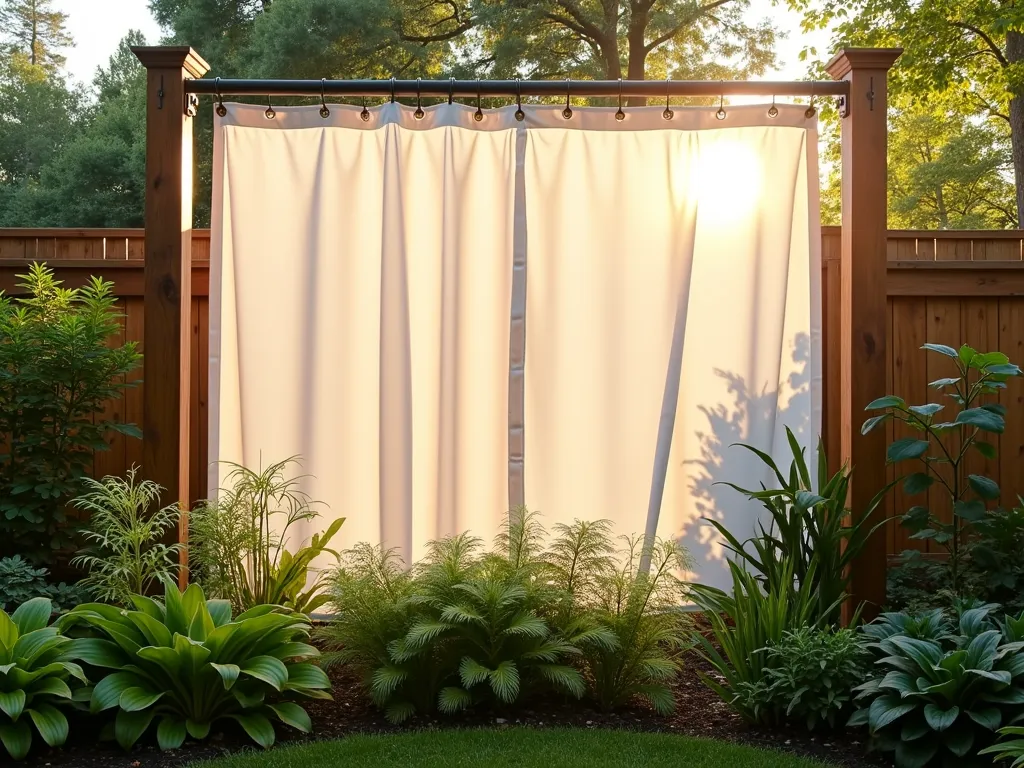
left=908, top=403, right=943, bottom=418
left=921, top=343, right=959, bottom=359
left=956, top=408, right=1005, bottom=434
left=973, top=441, right=997, bottom=459
left=923, top=703, right=959, bottom=731
left=887, top=438, right=930, bottom=463
left=867, top=396, right=906, bottom=410
left=156, top=717, right=187, bottom=751
left=903, top=473, right=934, bottom=495
left=968, top=475, right=999, bottom=500
left=862, top=414, right=890, bottom=434
left=954, top=500, right=986, bottom=523
left=928, top=377, right=960, bottom=389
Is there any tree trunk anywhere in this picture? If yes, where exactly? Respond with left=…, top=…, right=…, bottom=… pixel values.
left=1006, top=32, right=1024, bottom=226
left=625, top=13, right=648, bottom=106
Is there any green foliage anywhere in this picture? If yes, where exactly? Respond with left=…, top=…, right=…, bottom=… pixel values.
left=0, top=263, right=142, bottom=561
left=734, top=627, right=868, bottom=731
left=0, top=0, right=72, bottom=73
left=70, top=469, right=182, bottom=606
left=850, top=603, right=1024, bottom=767
left=569, top=531, right=691, bottom=715
left=967, top=500, right=1024, bottom=615
left=320, top=512, right=692, bottom=722
left=885, top=549, right=955, bottom=614
left=188, top=457, right=343, bottom=614
left=59, top=578, right=331, bottom=751
left=0, top=598, right=86, bottom=760
left=689, top=557, right=838, bottom=723
left=0, top=556, right=90, bottom=613
left=709, top=428, right=889, bottom=625
left=863, top=344, right=1022, bottom=593
left=980, top=725, right=1024, bottom=767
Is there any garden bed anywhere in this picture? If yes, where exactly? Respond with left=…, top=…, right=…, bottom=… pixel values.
left=19, top=647, right=888, bottom=768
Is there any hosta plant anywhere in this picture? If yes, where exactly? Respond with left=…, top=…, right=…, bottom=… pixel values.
left=862, top=343, right=1022, bottom=593
left=60, top=578, right=331, bottom=750
left=0, top=598, right=86, bottom=760
left=850, top=602, right=1024, bottom=767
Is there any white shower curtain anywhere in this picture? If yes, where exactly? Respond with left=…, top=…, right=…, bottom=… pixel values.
left=209, top=101, right=820, bottom=589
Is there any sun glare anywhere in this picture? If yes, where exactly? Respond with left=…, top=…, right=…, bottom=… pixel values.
left=693, top=138, right=764, bottom=225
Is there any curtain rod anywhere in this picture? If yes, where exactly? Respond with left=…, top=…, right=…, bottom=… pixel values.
left=186, top=78, right=849, bottom=99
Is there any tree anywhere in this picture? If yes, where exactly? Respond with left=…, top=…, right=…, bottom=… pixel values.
left=789, top=0, right=1024, bottom=226
left=0, top=0, right=73, bottom=72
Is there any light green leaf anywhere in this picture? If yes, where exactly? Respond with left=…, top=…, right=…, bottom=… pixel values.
left=67, top=638, right=125, bottom=668
left=285, top=663, right=331, bottom=690
left=156, top=717, right=187, bottom=750
left=211, top=663, right=241, bottom=690
left=239, top=656, right=288, bottom=691
left=921, top=343, right=958, bottom=359
left=268, top=702, right=311, bottom=733
left=909, top=403, right=943, bottom=418
left=11, top=599, right=53, bottom=636
left=31, top=678, right=72, bottom=700
left=867, top=395, right=905, bottom=410
left=229, top=713, right=275, bottom=749
left=120, top=687, right=164, bottom=712
left=27, top=704, right=68, bottom=748
left=90, top=671, right=137, bottom=713
left=861, top=413, right=890, bottom=434
left=437, top=687, right=473, bottom=714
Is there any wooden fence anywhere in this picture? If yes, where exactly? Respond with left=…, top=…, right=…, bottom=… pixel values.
left=2, top=227, right=1024, bottom=561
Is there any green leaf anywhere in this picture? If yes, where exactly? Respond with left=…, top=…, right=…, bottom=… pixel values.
left=909, top=403, right=944, bottom=418
left=966, top=707, right=1001, bottom=731
left=973, top=441, right=998, bottom=459
left=922, top=343, right=959, bottom=358
left=157, top=717, right=187, bottom=750
left=268, top=702, right=311, bottom=733
left=11, top=598, right=53, bottom=635
left=862, top=414, right=890, bottom=434
left=115, top=708, right=155, bottom=750
left=968, top=474, right=1000, bottom=500
left=437, top=687, right=473, bottom=714
left=90, top=671, right=137, bottom=713
left=239, top=656, right=288, bottom=691
left=956, top=407, right=1005, bottom=434
left=285, top=663, right=331, bottom=690
left=229, top=713, right=276, bottom=749
left=986, top=363, right=1022, bottom=376
left=923, top=703, right=959, bottom=731
left=903, top=473, right=934, bottom=495
left=186, top=719, right=211, bottom=740
left=0, top=690, right=26, bottom=720
left=887, top=438, right=930, bottom=463
left=488, top=660, right=520, bottom=703
left=867, top=395, right=906, bottom=410
left=27, top=704, right=68, bottom=748
left=459, top=657, right=491, bottom=688
left=211, top=663, right=241, bottom=690
left=895, top=737, right=938, bottom=768
left=868, top=695, right=916, bottom=730
left=929, top=377, right=960, bottom=389
left=67, top=638, right=125, bottom=668
left=0, top=719, right=32, bottom=761
left=120, top=687, right=164, bottom=712
left=954, top=499, right=986, bottom=523
left=957, top=344, right=977, bottom=364
left=206, top=600, right=232, bottom=628
left=0, top=611, right=18, bottom=650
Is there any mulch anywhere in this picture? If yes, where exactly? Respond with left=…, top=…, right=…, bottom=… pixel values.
left=21, top=637, right=891, bottom=768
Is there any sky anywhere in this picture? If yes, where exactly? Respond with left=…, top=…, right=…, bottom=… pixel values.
left=56, top=0, right=831, bottom=88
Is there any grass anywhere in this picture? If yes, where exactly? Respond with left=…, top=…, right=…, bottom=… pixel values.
left=194, top=728, right=832, bottom=768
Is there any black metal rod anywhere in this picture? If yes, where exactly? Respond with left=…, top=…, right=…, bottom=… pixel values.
left=186, top=78, right=848, bottom=99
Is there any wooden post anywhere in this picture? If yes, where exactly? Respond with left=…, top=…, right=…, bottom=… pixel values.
left=131, top=46, right=209, bottom=587
left=827, top=48, right=901, bottom=619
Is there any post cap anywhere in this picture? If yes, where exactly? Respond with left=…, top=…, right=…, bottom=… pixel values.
left=131, top=46, right=210, bottom=79
left=825, top=48, right=902, bottom=80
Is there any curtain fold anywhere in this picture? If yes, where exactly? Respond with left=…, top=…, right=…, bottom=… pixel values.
left=209, top=102, right=820, bottom=588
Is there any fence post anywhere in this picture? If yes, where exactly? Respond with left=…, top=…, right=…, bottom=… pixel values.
left=827, top=48, right=901, bottom=620
left=131, top=46, right=209, bottom=587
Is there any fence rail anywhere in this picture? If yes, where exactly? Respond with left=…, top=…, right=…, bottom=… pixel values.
left=2, top=227, right=1024, bottom=562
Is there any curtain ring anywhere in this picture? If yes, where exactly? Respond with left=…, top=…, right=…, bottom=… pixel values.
left=768, top=94, right=778, bottom=119
left=515, top=78, right=525, bottom=121
left=562, top=78, right=573, bottom=120
left=716, top=82, right=726, bottom=120
left=449, top=77, right=455, bottom=105
left=265, top=94, right=276, bottom=120
left=663, top=76, right=674, bottom=120
left=389, top=77, right=396, bottom=104
left=474, top=79, right=483, bottom=122
left=615, top=78, right=625, bottom=121
left=805, top=83, right=817, bottom=119
left=360, top=96, right=370, bottom=122
left=319, top=78, right=330, bottom=118
left=414, top=77, right=424, bottom=120
left=214, top=77, right=227, bottom=117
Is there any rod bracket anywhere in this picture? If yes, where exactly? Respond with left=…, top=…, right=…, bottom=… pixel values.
left=185, top=92, right=199, bottom=118
left=837, top=94, right=850, bottom=118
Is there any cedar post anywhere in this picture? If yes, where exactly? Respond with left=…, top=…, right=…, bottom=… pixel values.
left=827, top=48, right=901, bottom=620
left=131, top=46, right=209, bottom=587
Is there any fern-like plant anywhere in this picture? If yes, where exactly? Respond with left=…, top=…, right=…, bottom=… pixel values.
left=71, top=469, right=181, bottom=605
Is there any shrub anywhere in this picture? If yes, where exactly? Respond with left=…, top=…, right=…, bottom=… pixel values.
left=60, top=578, right=331, bottom=750
left=708, top=428, right=890, bottom=625
left=188, top=458, right=343, bottom=614
left=0, top=263, right=142, bottom=562
left=0, top=598, right=86, bottom=760
left=689, top=557, right=839, bottom=723
left=967, top=500, right=1024, bottom=615
left=734, top=627, right=868, bottom=730
left=70, top=469, right=182, bottom=606
left=0, top=556, right=90, bottom=613
left=862, top=343, right=1022, bottom=594
left=320, top=512, right=693, bottom=722
left=850, top=602, right=1024, bottom=767
left=572, top=533, right=691, bottom=714
left=885, top=549, right=954, bottom=613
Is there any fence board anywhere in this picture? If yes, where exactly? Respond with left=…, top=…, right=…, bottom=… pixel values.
left=2, top=227, right=1024, bottom=572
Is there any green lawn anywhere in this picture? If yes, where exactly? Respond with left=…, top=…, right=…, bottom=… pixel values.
left=195, top=728, right=833, bottom=768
